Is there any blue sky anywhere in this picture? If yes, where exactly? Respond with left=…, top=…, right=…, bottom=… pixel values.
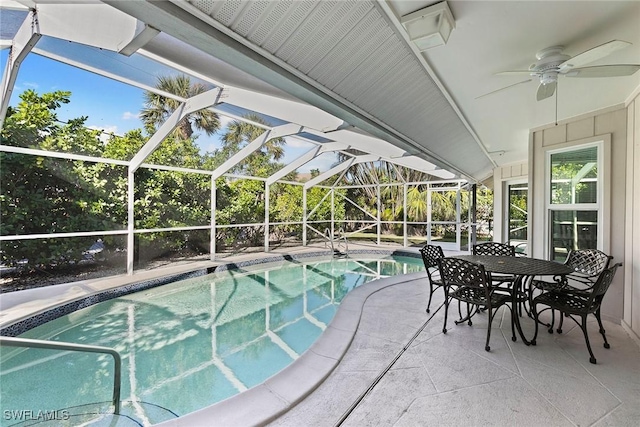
left=2, top=49, right=337, bottom=174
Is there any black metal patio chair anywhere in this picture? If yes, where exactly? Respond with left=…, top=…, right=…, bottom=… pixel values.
left=439, top=257, right=515, bottom=352
left=531, top=249, right=613, bottom=332
left=472, top=242, right=517, bottom=287
left=531, top=262, right=622, bottom=364
left=532, top=249, right=613, bottom=293
left=419, top=244, right=445, bottom=313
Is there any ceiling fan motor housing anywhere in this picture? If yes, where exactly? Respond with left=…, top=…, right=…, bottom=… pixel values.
left=529, top=46, right=571, bottom=82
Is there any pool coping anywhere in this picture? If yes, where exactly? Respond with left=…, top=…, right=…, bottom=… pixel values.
left=0, top=248, right=425, bottom=426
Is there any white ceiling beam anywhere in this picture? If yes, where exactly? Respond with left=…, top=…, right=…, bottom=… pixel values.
left=129, top=87, right=223, bottom=171
left=266, top=141, right=351, bottom=185
left=305, top=128, right=406, bottom=158
left=139, top=48, right=226, bottom=88
left=0, top=10, right=40, bottom=128
left=118, top=22, right=160, bottom=56
left=304, top=155, right=380, bottom=190
left=1, top=1, right=33, bottom=10
left=222, top=86, right=345, bottom=132
left=31, top=47, right=184, bottom=103
left=266, top=145, right=321, bottom=185
left=37, top=3, right=138, bottom=52
left=304, top=159, right=355, bottom=190
left=211, top=123, right=302, bottom=180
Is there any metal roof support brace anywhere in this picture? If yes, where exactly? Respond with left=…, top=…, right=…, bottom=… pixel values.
left=129, top=87, right=224, bottom=172
left=0, top=10, right=41, bottom=128
left=377, top=185, right=381, bottom=245
left=126, top=170, right=135, bottom=274
left=211, top=176, right=216, bottom=260
left=266, top=141, right=349, bottom=185
left=304, top=155, right=379, bottom=190
left=211, top=123, right=303, bottom=180
left=404, top=183, right=408, bottom=247
left=264, top=182, right=269, bottom=253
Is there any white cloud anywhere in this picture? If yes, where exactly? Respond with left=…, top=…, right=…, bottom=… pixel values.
left=88, top=125, right=118, bottom=143
left=122, top=111, right=139, bottom=120
left=14, top=82, right=39, bottom=92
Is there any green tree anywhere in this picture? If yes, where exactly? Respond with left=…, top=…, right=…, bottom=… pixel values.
left=0, top=90, right=118, bottom=268
left=140, top=74, right=220, bottom=140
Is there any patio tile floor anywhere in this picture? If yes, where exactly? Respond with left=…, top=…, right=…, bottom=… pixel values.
left=271, top=276, right=640, bottom=427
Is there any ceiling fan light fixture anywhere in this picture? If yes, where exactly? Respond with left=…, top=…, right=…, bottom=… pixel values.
left=400, top=1, right=455, bottom=51
left=540, top=71, right=559, bottom=85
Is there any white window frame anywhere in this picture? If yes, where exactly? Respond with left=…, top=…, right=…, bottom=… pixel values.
left=504, top=178, right=528, bottom=248
left=544, top=137, right=611, bottom=259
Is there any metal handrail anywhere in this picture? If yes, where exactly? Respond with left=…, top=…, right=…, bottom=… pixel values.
left=324, top=228, right=348, bottom=256
left=0, top=336, right=121, bottom=415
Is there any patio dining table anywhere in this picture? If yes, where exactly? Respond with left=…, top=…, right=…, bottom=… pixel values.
left=452, top=255, right=573, bottom=345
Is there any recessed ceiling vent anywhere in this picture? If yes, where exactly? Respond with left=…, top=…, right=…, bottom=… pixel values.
left=400, top=1, right=455, bottom=51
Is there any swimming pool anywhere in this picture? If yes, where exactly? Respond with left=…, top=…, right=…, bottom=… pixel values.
left=0, top=254, right=423, bottom=426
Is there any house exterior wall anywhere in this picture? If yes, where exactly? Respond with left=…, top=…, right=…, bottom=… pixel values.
left=528, top=105, right=628, bottom=324
left=625, top=92, right=640, bottom=339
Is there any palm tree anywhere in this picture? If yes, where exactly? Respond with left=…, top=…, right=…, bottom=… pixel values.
left=218, top=114, right=286, bottom=176
left=222, top=114, right=285, bottom=160
left=140, top=74, right=220, bottom=140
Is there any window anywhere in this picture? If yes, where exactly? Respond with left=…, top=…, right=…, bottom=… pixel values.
left=506, top=182, right=528, bottom=253
left=546, top=143, right=603, bottom=261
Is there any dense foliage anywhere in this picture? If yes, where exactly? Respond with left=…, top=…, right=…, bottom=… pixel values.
left=0, top=81, right=492, bottom=271
left=0, top=87, right=342, bottom=269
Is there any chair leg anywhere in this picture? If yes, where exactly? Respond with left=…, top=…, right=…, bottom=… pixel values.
left=595, top=309, right=610, bottom=349
left=426, top=282, right=434, bottom=313
left=510, top=305, right=517, bottom=343
left=580, top=314, right=597, bottom=364
left=557, top=312, right=564, bottom=334
left=485, top=306, right=494, bottom=352
left=548, top=308, right=555, bottom=334
left=532, top=302, right=539, bottom=346
left=442, top=287, right=449, bottom=334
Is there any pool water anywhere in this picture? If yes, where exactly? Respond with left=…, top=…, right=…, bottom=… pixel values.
left=0, top=256, right=422, bottom=425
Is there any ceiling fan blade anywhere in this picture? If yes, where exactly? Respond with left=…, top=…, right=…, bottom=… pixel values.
left=559, top=40, right=631, bottom=71
left=495, top=71, right=532, bottom=76
left=565, top=64, right=640, bottom=78
left=476, top=79, right=532, bottom=99
left=536, top=81, right=556, bottom=101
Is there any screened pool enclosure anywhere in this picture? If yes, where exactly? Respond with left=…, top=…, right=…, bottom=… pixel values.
left=0, top=5, right=488, bottom=281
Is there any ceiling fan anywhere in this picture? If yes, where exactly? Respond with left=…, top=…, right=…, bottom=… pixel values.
left=480, top=40, right=640, bottom=101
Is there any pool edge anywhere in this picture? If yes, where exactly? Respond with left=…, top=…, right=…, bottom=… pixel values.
left=1, top=248, right=425, bottom=426
left=153, top=270, right=427, bottom=427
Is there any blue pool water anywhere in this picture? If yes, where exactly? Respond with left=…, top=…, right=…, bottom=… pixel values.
left=0, top=255, right=422, bottom=425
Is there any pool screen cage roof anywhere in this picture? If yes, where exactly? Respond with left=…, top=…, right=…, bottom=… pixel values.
left=0, top=3, right=481, bottom=275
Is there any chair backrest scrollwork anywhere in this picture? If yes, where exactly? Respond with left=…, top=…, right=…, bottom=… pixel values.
left=473, top=242, right=516, bottom=257
left=420, top=244, right=445, bottom=283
